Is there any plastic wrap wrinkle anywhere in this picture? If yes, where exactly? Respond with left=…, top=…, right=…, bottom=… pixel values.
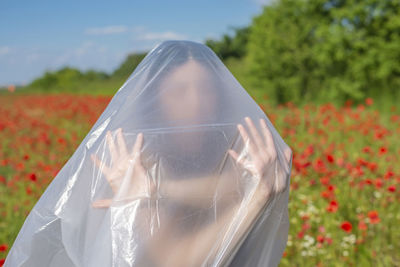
left=4, top=40, right=293, bottom=267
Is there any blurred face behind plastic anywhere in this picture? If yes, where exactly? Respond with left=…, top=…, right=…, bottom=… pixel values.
left=159, top=59, right=217, bottom=126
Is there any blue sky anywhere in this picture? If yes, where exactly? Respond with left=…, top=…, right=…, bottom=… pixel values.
left=0, top=0, right=271, bottom=86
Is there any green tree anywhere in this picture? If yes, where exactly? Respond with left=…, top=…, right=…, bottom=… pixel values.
left=29, top=67, right=109, bottom=92
left=205, top=26, right=250, bottom=60
left=112, top=52, right=147, bottom=79
left=246, top=0, right=400, bottom=105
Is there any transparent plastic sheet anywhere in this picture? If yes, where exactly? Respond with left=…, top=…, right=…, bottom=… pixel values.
left=4, top=40, right=293, bottom=267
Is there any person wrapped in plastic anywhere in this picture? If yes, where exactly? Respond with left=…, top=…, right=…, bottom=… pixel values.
left=4, top=40, right=293, bottom=267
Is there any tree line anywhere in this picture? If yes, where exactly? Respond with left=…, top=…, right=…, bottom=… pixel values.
left=25, top=0, right=400, bottom=105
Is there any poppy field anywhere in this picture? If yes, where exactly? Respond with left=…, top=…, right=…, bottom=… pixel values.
left=0, top=94, right=399, bottom=266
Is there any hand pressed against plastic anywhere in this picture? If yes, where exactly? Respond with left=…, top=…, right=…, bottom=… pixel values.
left=90, top=128, right=154, bottom=208
left=228, top=117, right=292, bottom=198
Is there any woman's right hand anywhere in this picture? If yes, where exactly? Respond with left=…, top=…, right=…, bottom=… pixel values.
left=90, top=128, right=154, bottom=208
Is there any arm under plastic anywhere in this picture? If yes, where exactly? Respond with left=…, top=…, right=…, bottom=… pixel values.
left=159, top=170, right=239, bottom=208
left=184, top=161, right=290, bottom=266
left=217, top=186, right=273, bottom=266
left=148, top=179, right=273, bottom=266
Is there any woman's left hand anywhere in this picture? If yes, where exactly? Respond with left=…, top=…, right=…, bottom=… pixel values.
left=227, top=117, right=292, bottom=198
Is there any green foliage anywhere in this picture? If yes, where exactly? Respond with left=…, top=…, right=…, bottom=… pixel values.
left=205, top=26, right=250, bottom=60
left=22, top=52, right=147, bottom=95
left=246, top=0, right=400, bottom=105
left=111, top=52, right=147, bottom=78
left=28, top=67, right=110, bottom=92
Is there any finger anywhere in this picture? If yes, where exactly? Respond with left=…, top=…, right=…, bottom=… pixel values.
left=106, top=130, right=118, bottom=161
left=130, top=133, right=145, bottom=171
left=227, top=149, right=239, bottom=162
left=90, top=153, right=110, bottom=176
left=237, top=123, right=258, bottom=156
left=259, top=119, right=277, bottom=157
left=91, top=153, right=118, bottom=192
left=91, top=198, right=112, bottom=208
left=131, top=132, right=143, bottom=156
left=116, top=128, right=128, bottom=157
left=245, top=117, right=264, bottom=149
left=228, top=149, right=245, bottom=166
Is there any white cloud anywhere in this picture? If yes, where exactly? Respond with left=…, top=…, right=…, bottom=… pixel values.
left=252, top=0, right=276, bottom=6
left=75, top=41, right=95, bottom=56
left=132, top=25, right=146, bottom=32
left=84, top=25, right=188, bottom=42
left=85, top=25, right=129, bottom=35
left=137, top=31, right=187, bottom=41
left=52, top=41, right=109, bottom=67
left=0, top=46, right=11, bottom=56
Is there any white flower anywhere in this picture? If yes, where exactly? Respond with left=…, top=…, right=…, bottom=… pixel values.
left=373, top=191, right=381, bottom=199
left=308, top=249, right=316, bottom=256
left=298, top=194, right=307, bottom=200
left=301, top=235, right=315, bottom=248
left=348, top=234, right=356, bottom=244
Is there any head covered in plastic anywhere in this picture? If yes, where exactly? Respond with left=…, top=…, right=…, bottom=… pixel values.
left=4, top=40, right=293, bottom=267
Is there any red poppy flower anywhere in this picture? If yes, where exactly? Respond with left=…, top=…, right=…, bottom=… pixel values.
left=327, top=200, right=339, bottom=213
left=365, top=98, right=373, bottom=106
left=317, top=235, right=325, bottom=243
left=26, top=186, right=32, bottom=195
left=28, top=173, right=37, bottom=182
left=297, top=230, right=305, bottom=239
left=320, top=176, right=330, bottom=185
left=358, top=221, right=367, bottom=231
left=378, top=146, right=387, bottom=155
left=0, top=244, right=7, bottom=252
left=367, top=210, right=380, bottom=224
left=384, top=170, right=394, bottom=179
left=367, top=162, right=377, bottom=172
left=365, top=179, right=373, bottom=185
left=374, top=178, right=383, bottom=188
left=340, top=221, right=352, bottom=232
left=326, top=154, right=334, bottom=163
left=388, top=185, right=396, bottom=192
left=362, top=146, right=371, bottom=153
